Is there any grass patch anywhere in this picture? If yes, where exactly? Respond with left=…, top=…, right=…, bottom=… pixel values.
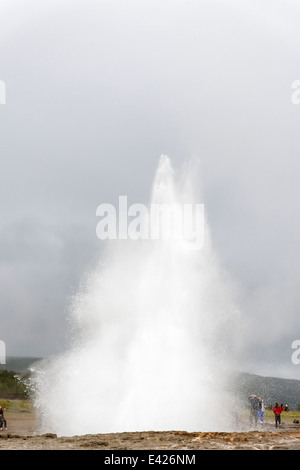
left=0, top=370, right=29, bottom=399
left=264, top=409, right=300, bottom=423
left=240, top=408, right=300, bottom=424
left=0, top=399, right=34, bottom=413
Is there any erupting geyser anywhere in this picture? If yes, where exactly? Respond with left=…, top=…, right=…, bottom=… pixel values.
left=33, top=155, right=239, bottom=436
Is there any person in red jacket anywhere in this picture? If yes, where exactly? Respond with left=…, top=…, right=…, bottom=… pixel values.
left=273, top=402, right=283, bottom=428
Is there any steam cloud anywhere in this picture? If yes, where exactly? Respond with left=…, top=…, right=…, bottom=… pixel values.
left=33, top=156, right=240, bottom=436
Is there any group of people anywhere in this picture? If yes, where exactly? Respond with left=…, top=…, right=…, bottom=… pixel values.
left=0, top=405, right=7, bottom=431
left=248, top=394, right=266, bottom=427
left=248, top=394, right=289, bottom=428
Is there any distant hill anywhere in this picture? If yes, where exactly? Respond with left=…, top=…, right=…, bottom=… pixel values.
left=233, top=372, right=300, bottom=410
left=0, top=356, right=42, bottom=374
left=0, top=357, right=42, bottom=399
left=1, top=358, right=299, bottom=410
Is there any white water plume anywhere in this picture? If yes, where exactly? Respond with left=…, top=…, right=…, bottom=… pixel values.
left=32, top=155, right=240, bottom=436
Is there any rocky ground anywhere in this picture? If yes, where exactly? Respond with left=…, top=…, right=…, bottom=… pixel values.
left=1, top=428, right=300, bottom=450
left=0, top=402, right=300, bottom=450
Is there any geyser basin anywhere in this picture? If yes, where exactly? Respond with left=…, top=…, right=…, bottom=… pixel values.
left=33, top=155, right=239, bottom=436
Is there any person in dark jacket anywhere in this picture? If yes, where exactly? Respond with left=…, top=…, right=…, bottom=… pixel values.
left=0, top=405, right=7, bottom=431
left=248, top=394, right=259, bottom=427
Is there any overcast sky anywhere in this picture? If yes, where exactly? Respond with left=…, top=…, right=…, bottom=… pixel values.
left=1, top=0, right=300, bottom=380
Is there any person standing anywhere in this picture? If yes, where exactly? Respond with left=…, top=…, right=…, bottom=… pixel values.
left=257, top=396, right=262, bottom=422
left=0, top=405, right=7, bottom=431
left=257, top=396, right=266, bottom=424
left=273, top=402, right=283, bottom=428
left=248, top=394, right=259, bottom=427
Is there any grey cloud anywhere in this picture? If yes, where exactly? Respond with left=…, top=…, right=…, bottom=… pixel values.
left=0, top=0, right=300, bottom=378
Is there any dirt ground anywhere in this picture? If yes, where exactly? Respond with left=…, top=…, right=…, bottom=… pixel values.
left=0, top=403, right=300, bottom=450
